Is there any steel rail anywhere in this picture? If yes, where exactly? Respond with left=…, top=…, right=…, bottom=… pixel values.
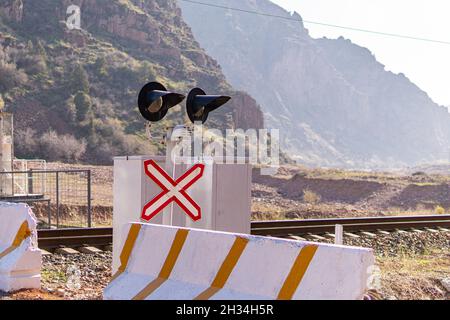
left=37, top=228, right=113, bottom=249
left=251, top=220, right=450, bottom=236
left=252, top=215, right=450, bottom=228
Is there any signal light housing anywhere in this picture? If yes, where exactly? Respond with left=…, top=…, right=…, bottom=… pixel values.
left=138, top=82, right=185, bottom=122
left=186, top=88, right=231, bottom=124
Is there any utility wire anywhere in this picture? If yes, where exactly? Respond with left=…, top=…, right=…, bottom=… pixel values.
left=180, top=0, right=450, bottom=45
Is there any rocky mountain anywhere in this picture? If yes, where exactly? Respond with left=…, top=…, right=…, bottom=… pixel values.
left=0, top=0, right=263, bottom=164
left=179, top=0, right=450, bottom=168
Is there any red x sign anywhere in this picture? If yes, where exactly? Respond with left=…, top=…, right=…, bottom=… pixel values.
left=141, top=160, right=205, bottom=222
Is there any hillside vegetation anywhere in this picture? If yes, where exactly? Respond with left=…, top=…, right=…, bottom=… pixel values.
left=0, top=0, right=263, bottom=164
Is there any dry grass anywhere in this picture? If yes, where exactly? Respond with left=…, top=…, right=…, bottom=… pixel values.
left=303, top=189, right=321, bottom=204
left=435, top=205, right=446, bottom=215
left=378, top=248, right=450, bottom=300
left=300, top=165, right=450, bottom=185
left=383, top=207, right=447, bottom=217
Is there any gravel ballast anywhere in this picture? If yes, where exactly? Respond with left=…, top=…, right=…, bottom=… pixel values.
left=41, top=252, right=112, bottom=300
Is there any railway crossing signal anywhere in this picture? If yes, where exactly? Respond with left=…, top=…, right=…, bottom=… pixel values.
left=138, top=81, right=231, bottom=124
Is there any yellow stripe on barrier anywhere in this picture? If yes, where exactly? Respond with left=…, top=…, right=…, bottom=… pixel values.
left=111, top=224, right=142, bottom=281
left=194, top=236, right=249, bottom=300
left=0, top=221, right=31, bottom=260
left=132, top=229, right=189, bottom=300
left=277, top=244, right=318, bottom=300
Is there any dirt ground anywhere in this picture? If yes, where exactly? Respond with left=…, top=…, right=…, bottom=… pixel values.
left=0, top=289, right=62, bottom=300
left=252, top=165, right=450, bottom=220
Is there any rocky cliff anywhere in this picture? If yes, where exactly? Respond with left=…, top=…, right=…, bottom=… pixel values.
left=179, top=0, right=450, bottom=168
left=0, top=0, right=23, bottom=22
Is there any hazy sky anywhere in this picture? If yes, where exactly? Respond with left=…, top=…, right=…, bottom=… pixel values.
left=270, top=0, right=450, bottom=107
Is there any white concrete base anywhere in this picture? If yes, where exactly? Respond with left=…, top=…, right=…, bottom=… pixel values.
left=0, top=202, right=42, bottom=292
left=0, top=271, right=41, bottom=293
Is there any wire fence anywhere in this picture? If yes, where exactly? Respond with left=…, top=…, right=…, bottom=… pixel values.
left=0, top=169, right=91, bottom=229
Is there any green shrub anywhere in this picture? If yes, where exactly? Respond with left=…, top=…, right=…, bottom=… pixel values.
left=71, top=64, right=90, bottom=93
left=0, top=50, right=28, bottom=92
left=64, top=97, right=77, bottom=123
left=74, top=91, right=92, bottom=122
left=93, top=56, right=108, bottom=78
left=16, top=53, right=47, bottom=75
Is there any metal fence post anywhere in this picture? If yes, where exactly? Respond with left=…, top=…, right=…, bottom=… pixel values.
left=87, top=170, right=92, bottom=228
left=11, top=171, right=14, bottom=196
left=56, top=171, right=60, bottom=229
left=47, top=199, right=51, bottom=228
left=27, top=170, right=33, bottom=195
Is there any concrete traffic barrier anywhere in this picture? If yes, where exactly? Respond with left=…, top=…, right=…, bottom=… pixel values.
left=0, top=202, right=42, bottom=292
left=104, top=223, right=374, bottom=300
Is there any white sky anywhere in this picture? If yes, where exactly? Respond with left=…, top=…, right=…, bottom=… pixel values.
left=270, top=0, right=450, bottom=107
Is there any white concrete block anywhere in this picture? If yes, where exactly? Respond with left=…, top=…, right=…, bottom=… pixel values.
left=0, top=202, right=42, bottom=292
left=104, top=223, right=374, bottom=300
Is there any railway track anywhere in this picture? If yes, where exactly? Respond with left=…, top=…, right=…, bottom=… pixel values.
left=251, top=214, right=450, bottom=237
left=37, top=215, right=450, bottom=249
left=37, top=228, right=113, bottom=250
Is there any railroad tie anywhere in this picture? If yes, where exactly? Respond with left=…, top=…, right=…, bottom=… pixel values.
left=307, top=234, right=327, bottom=241
left=360, top=232, right=377, bottom=238
left=288, top=234, right=306, bottom=241
left=55, top=247, right=80, bottom=255
left=78, top=246, right=103, bottom=254
left=344, top=232, right=360, bottom=239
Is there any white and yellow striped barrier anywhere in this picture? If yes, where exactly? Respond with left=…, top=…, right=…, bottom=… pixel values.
left=0, top=202, right=42, bottom=292
left=104, top=223, right=374, bottom=300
